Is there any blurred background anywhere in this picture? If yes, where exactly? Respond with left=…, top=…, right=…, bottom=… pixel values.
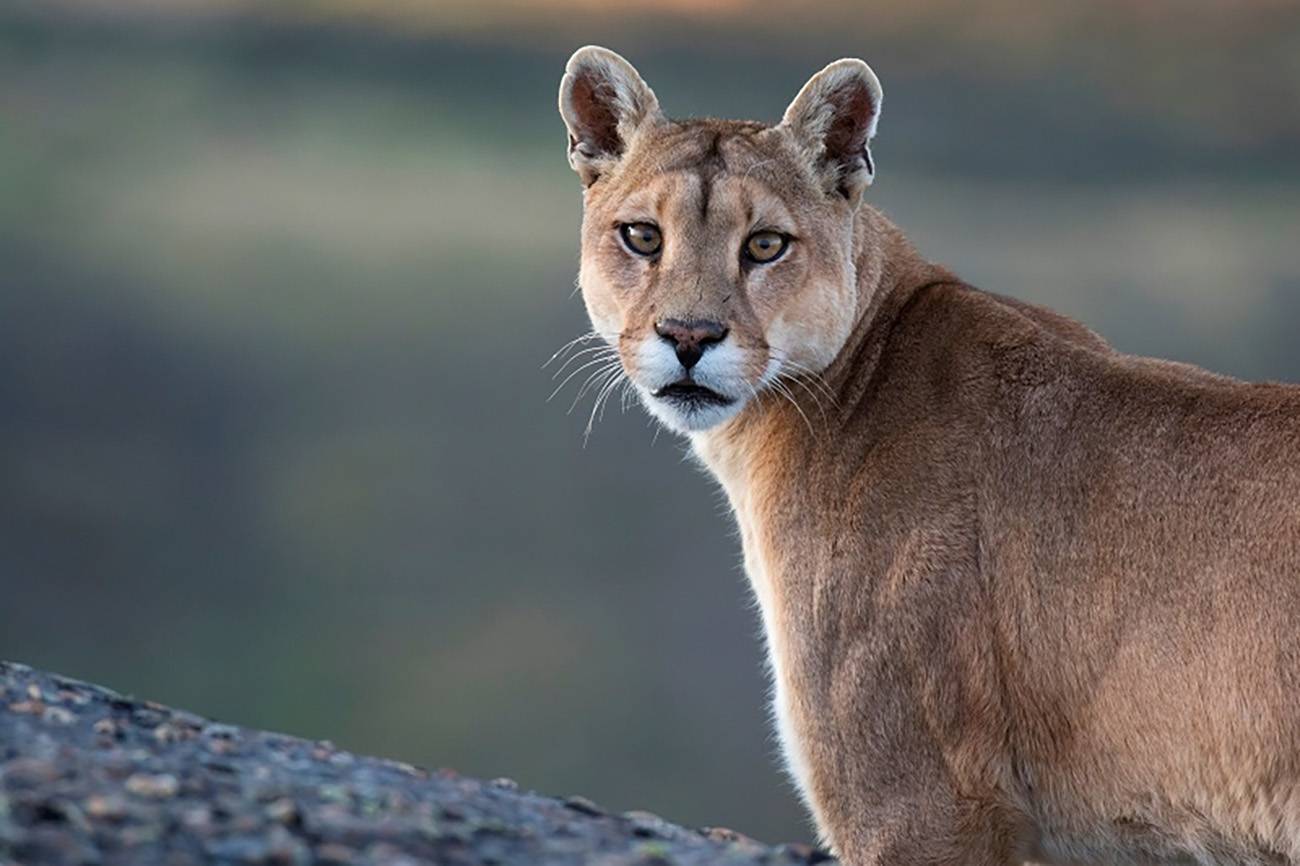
left=3, top=0, right=1299, bottom=844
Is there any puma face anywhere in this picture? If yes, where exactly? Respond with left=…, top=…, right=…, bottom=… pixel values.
left=558, top=46, right=883, bottom=434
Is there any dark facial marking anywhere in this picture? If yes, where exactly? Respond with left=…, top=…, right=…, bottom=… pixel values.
left=697, top=132, right=726, bottom=221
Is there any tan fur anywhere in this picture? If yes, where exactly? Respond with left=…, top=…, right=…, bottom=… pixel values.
left=558, top=47, right=1300, bottom=865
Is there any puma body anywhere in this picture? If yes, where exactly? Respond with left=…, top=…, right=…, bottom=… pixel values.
left=557, top=46, right=1300, bottom=865
left=697, top=231, right=1300, bottom=866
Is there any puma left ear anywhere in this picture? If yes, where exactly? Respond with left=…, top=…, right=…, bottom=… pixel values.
left=779, top=59, right=883, bottom=204
left=558, top=46, right=662, bottom=187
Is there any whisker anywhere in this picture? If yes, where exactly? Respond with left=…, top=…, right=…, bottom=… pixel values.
left=550, top=344, right=617, bottom=380
left=584, top=369, right=628, bottom=444
left=780, top=373, right=829, bottom=419
left=774, top=369, right=826, bottom=413
left=768, top=377, right=815, bottom=436
left=542, top=331, right=601, bottom=369
left=596, top=374, right=623, bottom=423
left=568, top=362, right=623, bottom=413
left=619, top=378, right=636, bottom=413
left=767, top=353, right=839, bottom=406
left=575, top=361, right=622, bottom=400
left=779, top=360, right=839, bottom=406
left=548, top=356, right=620, bottom=402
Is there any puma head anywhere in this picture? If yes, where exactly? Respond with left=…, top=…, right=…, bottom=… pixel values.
left=559, top=46, right=882, bottom=433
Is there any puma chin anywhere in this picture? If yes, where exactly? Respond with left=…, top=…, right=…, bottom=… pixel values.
left=560, top=45, right=871, bottom=435
left=631, top=340, right=758, bottom=433
left=631, top=329, right=792, bottom=432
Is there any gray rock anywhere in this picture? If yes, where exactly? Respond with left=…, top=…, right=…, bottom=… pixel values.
left=0, top=661, right=835, bottom=866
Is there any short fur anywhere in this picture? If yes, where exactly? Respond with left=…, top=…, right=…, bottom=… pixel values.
left=558, top=46, right=1300, bottom=866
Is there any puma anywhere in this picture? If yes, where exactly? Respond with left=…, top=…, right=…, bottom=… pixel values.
left=557, top=45, right=1300, bottom=866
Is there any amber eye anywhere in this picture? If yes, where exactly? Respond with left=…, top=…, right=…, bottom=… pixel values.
left=620, top=222, right=662, bottom=256
left=744, top=230, right=788, bottom=264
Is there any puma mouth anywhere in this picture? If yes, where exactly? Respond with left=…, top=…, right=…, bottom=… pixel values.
left=651, top=381, right=735, bottom=408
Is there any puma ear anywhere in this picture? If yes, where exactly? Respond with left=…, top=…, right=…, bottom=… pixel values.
left=779, top=59, right=883, bottom=204
left=558, top=46, right=662, bottom=186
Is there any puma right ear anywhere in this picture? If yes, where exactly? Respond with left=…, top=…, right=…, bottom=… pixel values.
left=558, top=46, right=662, bottom=187
left=779, top=59, right=883, bottom=205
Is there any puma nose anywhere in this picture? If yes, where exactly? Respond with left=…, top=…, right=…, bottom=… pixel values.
left=654, top=319, right=729, bottom=371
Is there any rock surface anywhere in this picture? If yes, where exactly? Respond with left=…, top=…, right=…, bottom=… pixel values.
left=0, top=661, right=833, bottom=865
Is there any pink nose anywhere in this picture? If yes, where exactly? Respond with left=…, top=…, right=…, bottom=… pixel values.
left=654, top=319, right=729, bottom=370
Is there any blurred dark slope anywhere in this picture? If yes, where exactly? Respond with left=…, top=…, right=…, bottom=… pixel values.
left=2, top=1, right=1298, bottom=845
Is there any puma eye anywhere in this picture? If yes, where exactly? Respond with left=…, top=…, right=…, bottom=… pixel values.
left=619, top=222, right=662, bottom=257
left=743, top=230, right=788, bottom=264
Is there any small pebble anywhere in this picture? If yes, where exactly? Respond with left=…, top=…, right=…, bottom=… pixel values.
left=170, top=709, right=207, bottom=730
left=625, top=810, right=671, bottom=838
left=85, top=795, right=128, bottom=820
left=702, top=826, right=757, bottom=845
left=1, top=757, right=60, bottom=787
left=564, top=795, right=604, bottom=817
left=389, top=760, right=423, bottom=777
left=203, top=834, right=271, bottom=862
left=124, top=773, right=180, bottom=798
left=361, top=842, right=421, bottom=866
left=181, top=805, right=213, bottom=831
left=120, top=823, right=164, bottom=846
left=775, top=842, right=835, bottom=863
left=56, top=689, right=90, bottom=707
left=265, top=797, right=299, bottom=825
left=318, top=784, right=350, bottom=804
left=314, top=842, right=357, bottom=864
left=206, top=738, right=237, bottom=756
left=152, top=723, right=183, bottom=744
left=203, top=723, right=239, bottom=740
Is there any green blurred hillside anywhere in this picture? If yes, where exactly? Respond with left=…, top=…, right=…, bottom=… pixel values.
left=2, top=2, right=1298, bottom=842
